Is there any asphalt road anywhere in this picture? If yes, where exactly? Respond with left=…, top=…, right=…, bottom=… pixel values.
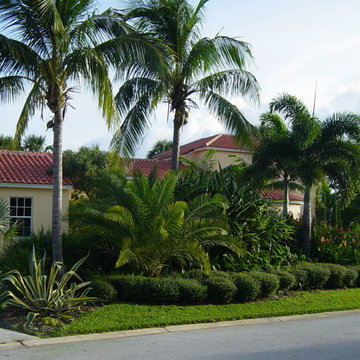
left=2, top=312, right=360, bottom=360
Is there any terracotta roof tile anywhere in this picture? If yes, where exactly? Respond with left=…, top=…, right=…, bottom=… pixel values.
left=261, top=189, right=303, bottom=202
left=152, top=134, right=253, bottom=160
left=127, top=158, right=186, bottom=178
left=0, top=150, right=72, bottom=186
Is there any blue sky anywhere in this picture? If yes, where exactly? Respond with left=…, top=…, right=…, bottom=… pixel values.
left=1, top=0, right=360, bottom=157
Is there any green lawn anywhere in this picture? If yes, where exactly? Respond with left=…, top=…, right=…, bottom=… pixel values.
left=59, top=288, right=360, bottom=336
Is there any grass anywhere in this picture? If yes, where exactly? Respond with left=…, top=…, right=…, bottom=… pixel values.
left=59, top=288, right=360, bottom=336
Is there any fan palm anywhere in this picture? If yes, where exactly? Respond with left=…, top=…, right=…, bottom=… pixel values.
left=269, top=94, right=360, bottom=256
left=112, top=0, right=260, bottom=169
left=0, top=0, right=165, bottom=262
left=70, top=173, right=236, bottom=277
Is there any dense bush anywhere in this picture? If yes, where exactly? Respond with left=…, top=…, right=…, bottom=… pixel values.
left=106, top=275, right=147, bottom=302
left=89, top=280, right=117, bottom=303
left=289, top=268, right=308, bottom=290
left=182, top=270, right=211, bottom=283
left=231, top=273, right=260, bottom=302
left=142, top=277, right=180, bottom=304
left=249, top=271, right=279, bottom=298
left=204, top=276, right=237, bottom=304
left=270, top=270, right=296, bottom=291
left=176, top=278, right=207, bottom=304
left=292, top=263, right=330, bottom=290
left=321, top=264, right=357, bottom=289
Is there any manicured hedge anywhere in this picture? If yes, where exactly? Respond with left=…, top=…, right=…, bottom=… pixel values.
left=97, top=263, right=360, bottom=306
left=89, top=280, right=117, bottom=303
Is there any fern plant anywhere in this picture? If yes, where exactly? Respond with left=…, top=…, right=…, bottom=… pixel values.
left=0, top=247, right=97, bottom=326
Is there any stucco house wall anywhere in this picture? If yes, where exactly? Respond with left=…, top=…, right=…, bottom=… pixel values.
left=0, top=185, right=70, bottom=233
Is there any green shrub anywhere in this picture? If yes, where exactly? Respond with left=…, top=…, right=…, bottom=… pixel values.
left=175, top=278, right=207, bottom=304
left=89, top=280, right=117, bottom=302
left=142, top=278, right=180, bottom=304
left=231, top=273, right=260, bottom=302
left=271, top=270, right=296, bottom=291
left=106, top=275, right=146, bottom=302
left=249, top=271, right=279, bottom=298
left=322, top=264, right=357, bottom=289
left=205, top=276, right=237, bottom=304
left=293, top=263, right=330, bottom=290
left=348, top=266, right=360, bottom=287
left=289, top=268, right=308, bottom=290
left=182, top=270, right=211, bottom=283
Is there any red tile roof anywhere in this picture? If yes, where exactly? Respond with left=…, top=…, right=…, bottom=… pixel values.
left=0, top=150, right=72, bottom=186
left=261, top=189, right=303, bottom=202
left=152, top=134, right=253, bottom=160
left=127, top=158, right=186, bottom=178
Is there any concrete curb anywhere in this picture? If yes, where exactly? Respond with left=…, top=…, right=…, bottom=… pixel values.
left=2, top=309, right=360, bottom=350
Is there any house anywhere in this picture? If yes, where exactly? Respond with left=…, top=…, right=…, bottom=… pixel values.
left=0, top=150, right=72, bottom=236
left=128, top=134, right=304, bottom=218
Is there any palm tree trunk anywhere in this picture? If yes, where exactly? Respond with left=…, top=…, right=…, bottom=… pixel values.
left=302, top=187, right=312, bottom=258
left=171, top=119, right=181, bottom=170
left=283, top=179, right=289, bottom=218
left=52, top=109, right=64, bottom=263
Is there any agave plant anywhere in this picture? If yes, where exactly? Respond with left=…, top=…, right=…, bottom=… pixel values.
left=0, top=247, right=97, bottom=326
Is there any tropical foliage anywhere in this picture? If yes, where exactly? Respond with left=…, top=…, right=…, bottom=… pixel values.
left=252, top=93, right=360, bottom=257
left=0, top=0, right=165, bottom=262
left=0, top=247, right=96, bottom=326
left=70, top=172, right=238, bottom=277
left=147, top=139, right=173, bottom=159
left=112, top=0, right=260, bottom=169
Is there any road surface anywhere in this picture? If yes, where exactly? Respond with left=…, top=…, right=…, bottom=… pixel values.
left=2, top=312, right=360, bottom=359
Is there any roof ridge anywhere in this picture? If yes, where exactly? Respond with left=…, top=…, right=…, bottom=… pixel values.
left=205, top=133, right=223, bottom=146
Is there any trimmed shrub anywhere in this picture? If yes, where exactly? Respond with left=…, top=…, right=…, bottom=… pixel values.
left=290, top=268, right=308, bottom=290
left=205, top=276, right=237, bottom=304
left=348, top=266, right=360, bottom=287
left=175, top=278, right=207, bottom=304
left=322, top=264, right=357, bottom=289
left=89, top=280, right=117, bottom=302
left=106, top=275, right=147, bottom=302
left=142, top=278, right=180, bottom=304
left=249, top=271, right=279, bottom=298
left=231, top=273, right=260, bottom=302
left=271, top=270, right=296, bottom=291
left=292, top=263, right=330, bottom=290
left=182, top=270, right=211, bottom=283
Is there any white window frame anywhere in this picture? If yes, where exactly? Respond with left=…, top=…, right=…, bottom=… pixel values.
left=9, top=197, right=33, bottom=236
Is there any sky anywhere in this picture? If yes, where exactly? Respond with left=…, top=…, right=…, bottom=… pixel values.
left=1, top=0, right=360, bottom=157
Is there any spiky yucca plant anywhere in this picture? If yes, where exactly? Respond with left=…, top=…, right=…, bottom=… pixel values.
left=0, top=247, right=97, bottom=326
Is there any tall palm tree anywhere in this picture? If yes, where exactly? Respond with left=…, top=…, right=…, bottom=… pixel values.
left=112, top=0, right=260, bottom=169
left=0, top=0, right=165, bottom=262
left=147, top=139, right=173, bottom=158
left=250, top=112, right=302, bottom=218
left=270, top=94, right=360, bottom=257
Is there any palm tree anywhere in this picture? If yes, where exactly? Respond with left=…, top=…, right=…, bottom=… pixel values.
left=0, top=135, right=14, bottom=150
left=112, top=0, right=260, bottom=169
left=250, top=112, right=302, bottom=218
left=70, top=173, right=236, bottom=276
left=147, top=139, right=173, bottom=158
left=0, top=196, right=17, bottom=252
left=0, top=0, right=165, bottom=262
left=22, top=135, right=46, bottom=152
left=269, top=94, right=360, bottom=257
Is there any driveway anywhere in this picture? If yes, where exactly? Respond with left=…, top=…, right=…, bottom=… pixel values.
left=1, top=311, right=360, bottom=359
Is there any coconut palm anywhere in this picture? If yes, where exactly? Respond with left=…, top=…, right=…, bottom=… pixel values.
left=70, top=173, right=238, bottom=277
left=147, top=139, right=173, bottom=158
left=0, top=0, right=165, bottom=262
left=269, top=94, right=360, bottom=257
left=112, top=0, right=260, bottom=169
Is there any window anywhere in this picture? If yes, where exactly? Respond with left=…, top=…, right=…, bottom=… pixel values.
left=10, top=197, right=32, bottom=236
